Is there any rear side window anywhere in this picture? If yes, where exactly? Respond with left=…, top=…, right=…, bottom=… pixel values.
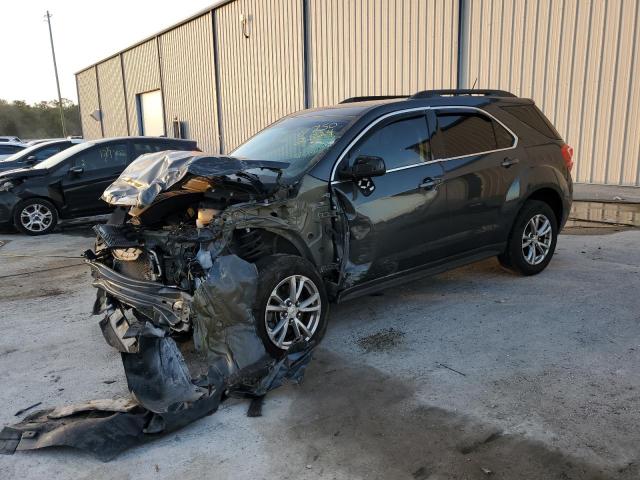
left=133, top=140, right=169, bottom=158
left=351, top=116, right=431, bottom=170
left=0, top=145, right=23, bottom=154
left=32, top=144, right=67, bottom=161
left=73, top=143, right=128, bottom=171
left=435, top=111, right=514, bottom=158
left=501, top=105, right=560, bottom=139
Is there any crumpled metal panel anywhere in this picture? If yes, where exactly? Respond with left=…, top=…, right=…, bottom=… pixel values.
left=101, top=150, right=289, bottom=208
left=1, top=255, right=315, bottom=461
left=192, top=255, right=267, bottom=376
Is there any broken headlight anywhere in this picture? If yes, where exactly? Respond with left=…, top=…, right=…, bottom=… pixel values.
left=0, top=180, right=16, bottom=192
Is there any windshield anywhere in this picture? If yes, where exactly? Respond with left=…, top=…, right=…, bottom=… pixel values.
left=231, top=114, right=354, bottom=178
left=33, top=142, right=93, bottom=170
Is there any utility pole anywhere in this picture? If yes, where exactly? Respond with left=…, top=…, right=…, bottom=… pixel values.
left=45, top=11, right=66, bottom=137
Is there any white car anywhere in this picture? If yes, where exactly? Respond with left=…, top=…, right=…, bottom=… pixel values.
left=0, top=136, right=22, bottom=143
left=0, top=141, right=27, bottom=160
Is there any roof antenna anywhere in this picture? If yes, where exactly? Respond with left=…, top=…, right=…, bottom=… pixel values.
left=471, top=77, right=478, bottom=89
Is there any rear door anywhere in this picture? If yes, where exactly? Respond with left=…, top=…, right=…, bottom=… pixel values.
left=60, top=142, right=129, bottom=214
left=432, top=107, right=519, bottom=255
left=333, top=111, right=448, bottom=286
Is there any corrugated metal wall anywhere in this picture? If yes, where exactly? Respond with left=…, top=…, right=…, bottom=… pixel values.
left=215, top=0, right=305, bottom=151
left=159, top=14, right=220, bottom=153
left=308, top=0, right=459, bottom=107
left=461, top=0, right=640, bottom=186
left=121, top=39, right=163, bottom=136
left=96, top=57, right=129, bottom=137
left=76, top=0, right=640, bottom=186
left=76, top=68, right=102, bottom=140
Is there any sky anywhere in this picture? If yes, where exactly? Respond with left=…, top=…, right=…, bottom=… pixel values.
left=0, top=0, right=219, bottom=104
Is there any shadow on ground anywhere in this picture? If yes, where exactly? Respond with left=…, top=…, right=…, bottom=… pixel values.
left=257, top=349, right=638, bottom=480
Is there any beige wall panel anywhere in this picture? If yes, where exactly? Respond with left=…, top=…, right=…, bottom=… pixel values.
left=465, top=0, right=640, bottom=186
left=309, top=0, right=459, bottom=107
left=76, top=68, right=102, bottom=140
left=96, top=57, right=128, bottom=137
left=122, top=40, right=162, bottom=136
left=160, top=14, right=219, bottom=153
left=215, top=0, right=305, bottom=151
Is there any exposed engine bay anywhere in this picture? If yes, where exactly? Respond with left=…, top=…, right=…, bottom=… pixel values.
left=1, top=151, right=338, bottom=460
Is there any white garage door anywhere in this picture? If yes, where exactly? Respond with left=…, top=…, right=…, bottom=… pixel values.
left=138, top=90, right=165, bottom=136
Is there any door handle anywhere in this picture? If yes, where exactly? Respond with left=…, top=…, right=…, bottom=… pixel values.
left=419, top=177, right=443, bottom=190
left=501, top=157, right=520, bottom=168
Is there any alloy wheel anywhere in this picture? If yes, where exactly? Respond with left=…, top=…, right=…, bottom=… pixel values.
left=264, top=274, right=321, bottom=349
left=521, top=213, right=552, bottom=265
left=20, top=203, right=53, bottom=233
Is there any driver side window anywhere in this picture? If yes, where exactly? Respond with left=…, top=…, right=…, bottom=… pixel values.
left=350, top=116, right=431, bottom=170
left=73, top=143, right=128, bottom=171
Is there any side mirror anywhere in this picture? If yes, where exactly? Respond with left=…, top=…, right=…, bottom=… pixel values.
left=339, top=155, right=386, bottom=180
left=24, top=155, right=37, bottom=164
left=69, top=166, right=84, bottom=175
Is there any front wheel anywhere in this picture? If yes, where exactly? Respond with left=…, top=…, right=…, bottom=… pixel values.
left=253, top=254, right=329, bottom=357
left=13, top=198, right=58, bottom=235
left=498, top=200, right=558, bottom=275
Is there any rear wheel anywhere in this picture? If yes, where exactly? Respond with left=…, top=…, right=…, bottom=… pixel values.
left=254, top=254, right=329, bottom=357
left=498, top=200, right=558, bottom=275
left=14, top=198, right=58, bottom=235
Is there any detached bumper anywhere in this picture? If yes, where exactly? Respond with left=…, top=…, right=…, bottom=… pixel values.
left=87, top=260, right=192, bottom=330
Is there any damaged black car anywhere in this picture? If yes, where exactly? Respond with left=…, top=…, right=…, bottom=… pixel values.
left=1, top=90, right=572, bottom=460
left=89, top=90, right=572, bottom=358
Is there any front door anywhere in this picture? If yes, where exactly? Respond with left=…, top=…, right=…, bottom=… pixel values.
left=332, top=112, right=448, bottom=287
left=432, top=108, right=519, bottom=255
left=60, top=142, right=129, bottom=215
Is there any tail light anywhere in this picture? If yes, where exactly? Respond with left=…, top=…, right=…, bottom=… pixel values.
left=561, top=144, right=574, bottom=171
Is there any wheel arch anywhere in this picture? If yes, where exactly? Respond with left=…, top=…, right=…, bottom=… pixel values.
left=524, top=187, right=564, bottom=226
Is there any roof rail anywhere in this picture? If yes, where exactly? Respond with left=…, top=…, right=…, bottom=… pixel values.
left=339, top=95, right=408, bottom=104
left=410, top=89, right=516, bottom=99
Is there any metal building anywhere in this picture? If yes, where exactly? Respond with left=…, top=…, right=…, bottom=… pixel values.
left=76, top=0, right=640, bottom=186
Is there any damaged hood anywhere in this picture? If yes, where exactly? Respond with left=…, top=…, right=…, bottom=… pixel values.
left=101, top=150, right=289, bottom=208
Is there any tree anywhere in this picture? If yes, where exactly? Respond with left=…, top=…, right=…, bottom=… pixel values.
left=0, top=99, right=81, bottom=139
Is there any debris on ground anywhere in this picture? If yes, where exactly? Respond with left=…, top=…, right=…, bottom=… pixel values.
left=356, top=328, right=405, bottom=353
left=13, top=402, right=42, bottom=417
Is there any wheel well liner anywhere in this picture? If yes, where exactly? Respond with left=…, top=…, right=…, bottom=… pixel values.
left=526, top=188, right=563, bottom=224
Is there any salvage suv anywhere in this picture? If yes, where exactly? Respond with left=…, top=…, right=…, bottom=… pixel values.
left=87, top=89, right=573, bottom=358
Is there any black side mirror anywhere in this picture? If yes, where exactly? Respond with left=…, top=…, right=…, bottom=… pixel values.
left=69, top=166, right=84, bottom=175
left=339, top=155, right=386, bottom=180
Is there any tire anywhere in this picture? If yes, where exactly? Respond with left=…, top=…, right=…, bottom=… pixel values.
left=253, top=254, right=329, bottom=357
left=13, top=198, right=58, bottom=236
left=498, top=200, right=558, bottom=276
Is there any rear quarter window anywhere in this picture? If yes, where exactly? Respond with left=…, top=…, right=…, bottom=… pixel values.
left=501, top=105, right=561, bottom=139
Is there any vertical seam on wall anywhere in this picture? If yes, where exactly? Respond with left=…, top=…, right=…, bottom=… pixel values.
left=75, top=75, right=84, bottom=138
left=94, top=65, right=105, bottom=137
left=302, top=0, right=311, bottom=108
left=623, top=1, right=640, bottom=185
left=564, top=0, right=580, bottom=144
left=553, top=0, right=567, bottom=127
left=605, top=0, right=625, bottom=184
left=589, top=0, right=609, bottom=183
left=212, top=8, right=225, bottom=154
left=119, top=53, right=131, bottom=136
left=156, top=36, right=168, bottom=136
left=456, top=0, right=466, bottom=89
left=576, top=1, right=594, bottom=183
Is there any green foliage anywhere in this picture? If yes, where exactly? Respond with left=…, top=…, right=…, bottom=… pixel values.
left=0, top=98, right=81, bottom=140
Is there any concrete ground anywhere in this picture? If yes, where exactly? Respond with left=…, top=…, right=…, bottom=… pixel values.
left=0, top=220, right=639, bottom=479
